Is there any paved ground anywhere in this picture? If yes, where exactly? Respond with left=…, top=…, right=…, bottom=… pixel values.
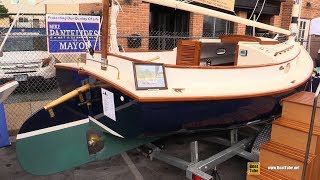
left=0, top=132, right=250, bottom=180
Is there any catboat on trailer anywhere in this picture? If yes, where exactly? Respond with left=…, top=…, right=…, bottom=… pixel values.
left=52, top=35, right=313, bottom=138
left=52, top=0, right=313, bottom=137
left=15, top=0, right=314, bottom=176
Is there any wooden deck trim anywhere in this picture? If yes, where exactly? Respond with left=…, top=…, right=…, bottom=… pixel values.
left=219, top=35, right=279, bottom=45
left=94, top=50, right=174, bottom=54
left=54, top=64, right=82, bottom=71
left=234, top=45, right=239, bottom=66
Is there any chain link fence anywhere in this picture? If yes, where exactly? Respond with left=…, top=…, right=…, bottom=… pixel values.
left=0, top=14, right=84, bottom=135
left=1, top=13, right=317, bottom=136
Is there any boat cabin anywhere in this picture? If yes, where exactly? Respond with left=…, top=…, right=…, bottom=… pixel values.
left=176, top=35, right=280, bottom=67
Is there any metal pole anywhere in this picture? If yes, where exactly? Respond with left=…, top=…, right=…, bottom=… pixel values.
left=190, top=141, right=199, bottom=163
left=301, top=84, right=320, bottom=180
left=101, top=0, right=110, bottom=70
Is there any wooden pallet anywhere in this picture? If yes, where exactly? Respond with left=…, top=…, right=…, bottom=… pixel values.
left=247, top=91, right=320, bottom=180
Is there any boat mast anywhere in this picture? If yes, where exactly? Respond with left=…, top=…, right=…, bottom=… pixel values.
left=289, top=0, right=300, bottom=39
left=101, top=0, right=110, bottom=70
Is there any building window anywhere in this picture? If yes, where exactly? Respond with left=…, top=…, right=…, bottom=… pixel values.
left=149, top=4, right=190, bottom=50
left=298, top=19, right=310, bottom=48
left=203, top=16, right=234, bottom=37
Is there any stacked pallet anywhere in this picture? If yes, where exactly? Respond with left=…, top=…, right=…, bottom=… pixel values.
left=247, top=91, right=320, bottom=180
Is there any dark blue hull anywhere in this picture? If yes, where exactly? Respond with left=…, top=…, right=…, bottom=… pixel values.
left=49, top=68, right=293, bottom=138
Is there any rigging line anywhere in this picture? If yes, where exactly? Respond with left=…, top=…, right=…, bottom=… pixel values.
left=113, top=0, right=124, bottom=12
left=70, top=0, right=90, bottom=51
left=74, top=2, right=90, bottom=51
left=80, top=21, right=91, bottom=48
left=233, top=11, right=238, bottom=17
left=249, top=0, right=260, bottom=20
left=94, top=17, right=102, bottom=50
left=93, top=0, right=123, bottom=50
left=75, top=21, right=90, bottom=50
left=80, top=23, right=92, bottom=50
left=256, top=0, right=266, bottom=21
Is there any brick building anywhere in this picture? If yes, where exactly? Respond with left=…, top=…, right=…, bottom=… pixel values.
left=277, top=0, right=320, bottom=61
left=80, top=0, right=293, bottom=51
left=81, top=0, right=317, bottom=52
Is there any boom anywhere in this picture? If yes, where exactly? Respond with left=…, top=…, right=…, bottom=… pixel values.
left=143, top=0, right=291, bottom=35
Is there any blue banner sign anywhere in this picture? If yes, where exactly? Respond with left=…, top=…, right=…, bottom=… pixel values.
left=46, top=14, right=101, bottom=54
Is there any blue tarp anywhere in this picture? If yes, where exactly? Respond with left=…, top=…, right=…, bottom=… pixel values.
left=0, top=103, right=10, bottom=147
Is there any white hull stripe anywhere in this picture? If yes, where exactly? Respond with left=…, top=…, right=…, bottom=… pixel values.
left=89, top=116, right=124, bottom=138
left=16, top=119, right=90, bottom=140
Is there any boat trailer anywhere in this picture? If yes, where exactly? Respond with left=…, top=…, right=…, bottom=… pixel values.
left=140, top=123, right=271, bottom=180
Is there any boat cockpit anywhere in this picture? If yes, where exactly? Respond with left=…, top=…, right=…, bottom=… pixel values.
left=108, top=35, right=290, bottom=68
left=176, top=35, right=280, bottom=67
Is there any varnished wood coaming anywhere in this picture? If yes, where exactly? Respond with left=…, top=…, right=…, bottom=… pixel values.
left=176, top=40, right=201, bottom=66
left=219, top=35, right=279, bottom=45
left=234, top=45, right=239, bottom=66
left=54, top=64, right=81, bottom=71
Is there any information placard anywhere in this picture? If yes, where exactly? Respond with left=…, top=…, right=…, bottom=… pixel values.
left=101, top=88, right=116, bottom=121
left=133, top=62, right=168, bottom=90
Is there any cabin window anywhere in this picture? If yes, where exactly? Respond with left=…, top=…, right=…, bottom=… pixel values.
left=203, top=16, right=234, bottom=37
left=216, top=48, right=226, bottom=55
